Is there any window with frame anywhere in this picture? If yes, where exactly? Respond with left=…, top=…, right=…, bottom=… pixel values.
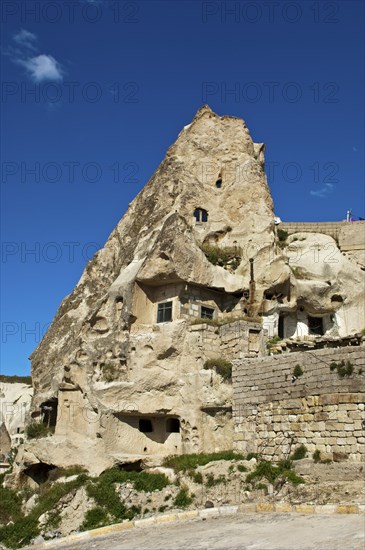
left=193, top=208, right=208, bottom=223
left=157, top=301, right=173, bottom=323
left=201, top=306, right=215, bottom=320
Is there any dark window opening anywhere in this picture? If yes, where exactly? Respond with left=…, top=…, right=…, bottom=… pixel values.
left=194, top=208, right=208, bottom=223
left=308, top=316, right=324, bottom=336
left=157, top=301, right=172, bottom=323
left=216, top=178, right=222, bottom=188
left=278, top=315, right=285, bottom=339
left=201, top=306, right=214, bottom=320
left=139, top=418, right=153, bottom=433
left=17, top=428, right=20, bottom=434
left=41, top=399, right=58, bottom=428
left=166, top=418, right=180, bottom=433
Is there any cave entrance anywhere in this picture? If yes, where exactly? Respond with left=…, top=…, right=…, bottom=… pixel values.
left=24, top=463, right=56, bottom=485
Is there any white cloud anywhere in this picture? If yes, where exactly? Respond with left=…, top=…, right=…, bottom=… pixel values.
left=310, top=183, right=334, bottom=199
left=4, top=29, right=64, bottom=83
left=13, top=29, right=38, bottom=51
left=17, top=55, right=63, bottom=83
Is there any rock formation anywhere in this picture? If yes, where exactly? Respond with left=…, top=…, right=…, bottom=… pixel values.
left=9, top=106, right=365, bottom=481
left=0, top=380, right=33, bottom=451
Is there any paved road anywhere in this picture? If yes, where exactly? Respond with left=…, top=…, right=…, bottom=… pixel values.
left=43, top=513, right=365, bottom=550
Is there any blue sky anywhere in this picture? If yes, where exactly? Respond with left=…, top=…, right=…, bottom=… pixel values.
left=1, top=0, right=364, bottom=375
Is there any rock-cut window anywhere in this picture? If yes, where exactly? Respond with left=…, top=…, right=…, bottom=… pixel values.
left=194, top=208, right=208, bottom=223
left=139, top=418, right=153, bottom=433
left=157, top=301, right=173, bottom=323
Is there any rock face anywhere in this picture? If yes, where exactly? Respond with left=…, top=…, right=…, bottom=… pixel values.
left=11, top=106, right=365, bottom=479
left=0, top=381, right=33, bottom=450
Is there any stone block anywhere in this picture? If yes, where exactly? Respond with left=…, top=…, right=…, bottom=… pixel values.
left=295, top=504, right=315, bottom=514
left=336, top=504, right=359, bottom=514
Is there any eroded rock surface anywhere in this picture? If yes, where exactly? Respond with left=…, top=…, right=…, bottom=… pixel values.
left=10, top=106, right=364, bottom=480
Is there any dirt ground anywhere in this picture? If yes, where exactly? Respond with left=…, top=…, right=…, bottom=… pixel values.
left=30, top=513, right=365, bottom=550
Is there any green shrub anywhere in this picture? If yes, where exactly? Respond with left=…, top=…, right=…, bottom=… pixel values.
left=158, top=505, right=168, bottom=513
left=293, top=365, right=304, bottom=378
left=330, top=360, right=354, bottom=378
left=80, top=507, right=110, bottom=531
left=0, top=475, right=87, bottom=549
left=237, top=464, right=247, bottom=472
left=173, top=489, right=192, bottom=508
left=291, top=445, right=307, bottom=460
left=312, top=450, right=321, bottom=463
left=203, top=358, right=233, bottom=381
left=277, top=229, right=288, bottom=243
left=163, top=451, right=245, bottom=472
left=246, top=459, right=304, bottom=490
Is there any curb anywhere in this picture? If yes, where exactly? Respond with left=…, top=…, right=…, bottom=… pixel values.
left=26, top=503, right=365, bottom=548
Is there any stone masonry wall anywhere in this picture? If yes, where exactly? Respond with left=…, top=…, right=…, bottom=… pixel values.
left=233, top=347, right=365, bottom=461
left=188, top=320, right=265, bottom=361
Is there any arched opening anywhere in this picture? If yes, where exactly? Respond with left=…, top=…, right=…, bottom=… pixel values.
left=215, top=177, right=222, bottom=188
left=194, top=208, right=208, bottom=223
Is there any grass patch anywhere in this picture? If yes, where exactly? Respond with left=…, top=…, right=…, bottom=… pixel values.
left=25, top=422, right=54, bottom=439
left=80, top=507, right=110, bottom=531
left=200, top=244, right=241, bottom=271
left=203, top=358, right=233, bottom=381
left=173, top=489, right=193, bottom=508
left=0, top=485, right=22, bottom=525
left=266, top=336, right=282, bottom=352
left=189, top=471, right=203, bottom=484
left=205, top=474, right=226, bottom=487
left=163, top=451, right=245, bottom=472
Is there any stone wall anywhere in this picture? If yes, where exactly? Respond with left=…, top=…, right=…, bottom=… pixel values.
left=280, top=221, right=365, bottom=266
left=188, top=320, right=265, bottom=360
left=233, top=347, right=365, bottom=461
